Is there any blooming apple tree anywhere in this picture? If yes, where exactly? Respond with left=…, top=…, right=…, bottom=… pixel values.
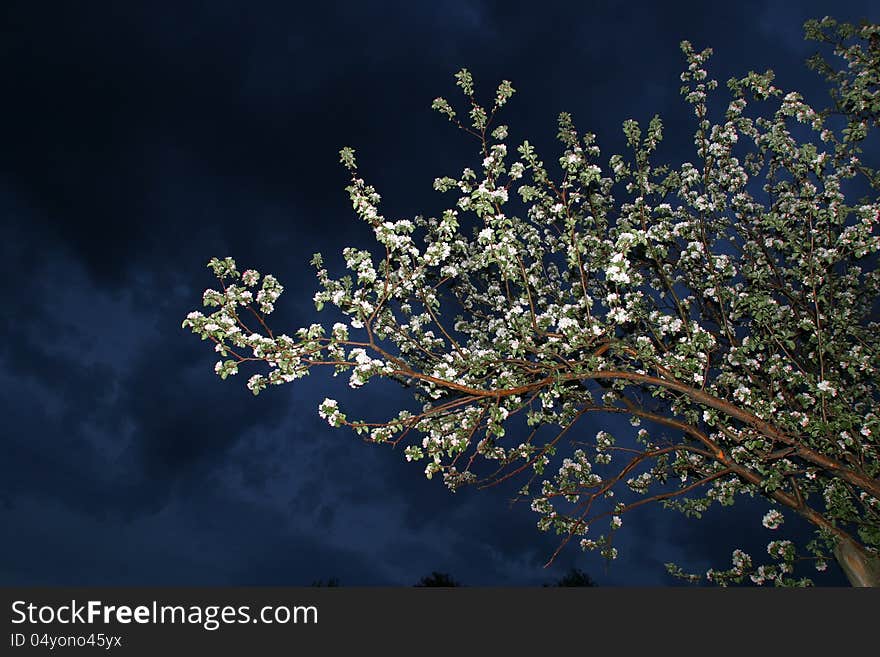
left=184, top=18, right=880, bottom=586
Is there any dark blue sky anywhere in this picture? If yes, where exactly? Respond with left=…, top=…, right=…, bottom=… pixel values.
left=1, top=1, right=876, bottom=586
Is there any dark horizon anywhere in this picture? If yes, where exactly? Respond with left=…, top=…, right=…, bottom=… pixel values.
left=2, top=1, right=876, bottom=586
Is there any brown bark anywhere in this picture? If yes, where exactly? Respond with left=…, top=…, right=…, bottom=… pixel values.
left=384, top=362, right=880, bottom=502
left=834, top=538, right=880, bottom=587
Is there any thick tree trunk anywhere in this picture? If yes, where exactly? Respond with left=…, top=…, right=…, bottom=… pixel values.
left=833, top=538, right=880, bottom=587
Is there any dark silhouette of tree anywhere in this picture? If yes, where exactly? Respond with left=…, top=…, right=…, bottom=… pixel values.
left=310, top=577, right=340, bottom=587
left=414, top=571, right=461, bottom=587
left=545, top=567, right=597, bottom=587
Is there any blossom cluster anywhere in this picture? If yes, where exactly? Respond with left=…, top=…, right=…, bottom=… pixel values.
left=184, top=21, right=880, bottom=585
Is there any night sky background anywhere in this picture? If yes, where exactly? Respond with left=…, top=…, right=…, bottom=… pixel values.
left=2, top=0, right=877, bottom=586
